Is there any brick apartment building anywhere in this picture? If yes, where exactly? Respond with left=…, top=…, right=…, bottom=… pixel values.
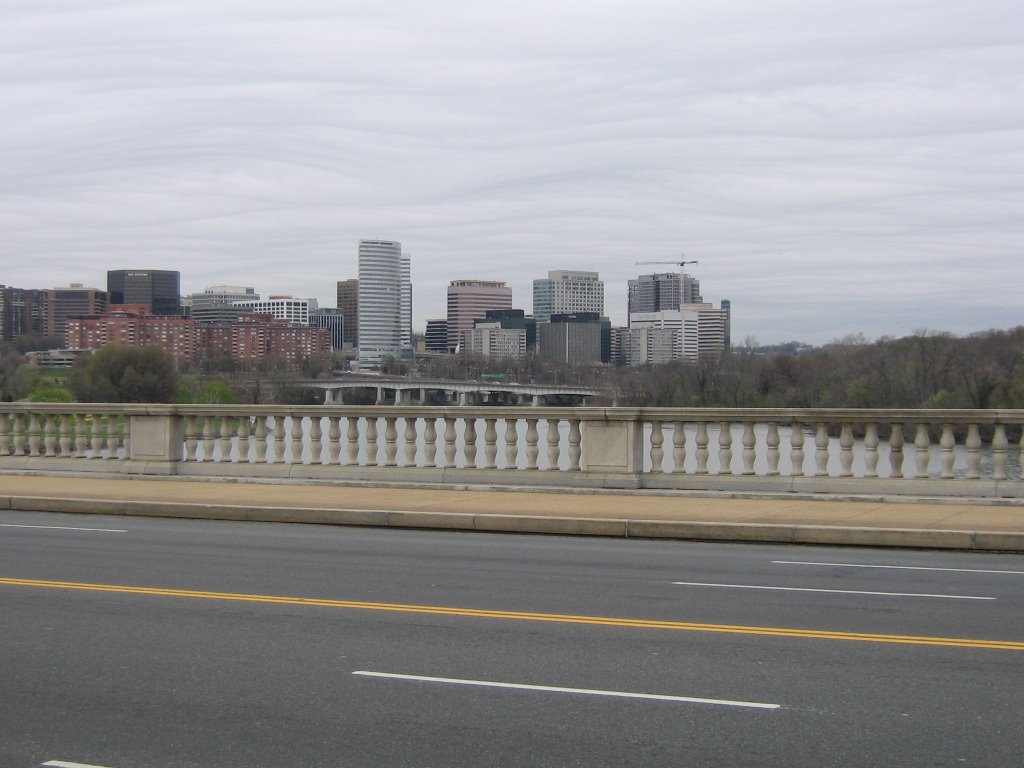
left=66, top=308, right=329, bottom=366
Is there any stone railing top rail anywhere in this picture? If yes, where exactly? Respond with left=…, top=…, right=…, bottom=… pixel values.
left=3, top=403, right=1024, bottom=425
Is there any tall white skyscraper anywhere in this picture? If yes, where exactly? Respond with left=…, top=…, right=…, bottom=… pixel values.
left=532, top=270, right=603, bottom=324
left=357, top=239, right=412, bottom=368
left=401, top=252, right=412, bottom=350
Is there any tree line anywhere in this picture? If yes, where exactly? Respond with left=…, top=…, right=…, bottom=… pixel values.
left=2, top=326, right=1022, bottom=408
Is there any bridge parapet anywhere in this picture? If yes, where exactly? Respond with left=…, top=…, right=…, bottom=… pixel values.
left=1, top=404, right=1022, bottom=498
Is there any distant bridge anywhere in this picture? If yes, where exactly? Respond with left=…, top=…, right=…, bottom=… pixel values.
left=298, top=376, right=605, bottom=406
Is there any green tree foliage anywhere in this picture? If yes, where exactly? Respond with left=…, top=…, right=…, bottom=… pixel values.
left=70, top=345, right=178, bottom=403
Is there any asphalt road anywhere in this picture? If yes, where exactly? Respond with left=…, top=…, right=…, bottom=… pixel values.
left=2, top=510, right=1023, bottom=767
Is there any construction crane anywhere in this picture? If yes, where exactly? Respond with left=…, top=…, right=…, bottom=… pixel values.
left=635, top=258, right=698, bottom=269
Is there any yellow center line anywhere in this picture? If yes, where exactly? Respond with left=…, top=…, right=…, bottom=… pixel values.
left=2, top=577, right=1021, bottom=651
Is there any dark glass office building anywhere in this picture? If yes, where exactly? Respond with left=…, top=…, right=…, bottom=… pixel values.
left=107, top=270, right=181, bottom=315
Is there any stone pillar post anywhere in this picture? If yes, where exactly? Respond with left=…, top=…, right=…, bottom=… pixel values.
left=127, top=409, right=183, bottom=475
left=581, top=414, right=643, bottom=488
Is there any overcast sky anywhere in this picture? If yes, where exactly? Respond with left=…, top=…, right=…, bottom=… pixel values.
left=2, top=0, right=1021, bottom=344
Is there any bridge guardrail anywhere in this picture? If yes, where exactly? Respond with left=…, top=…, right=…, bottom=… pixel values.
left=1, top=404, right=1022, bottom=498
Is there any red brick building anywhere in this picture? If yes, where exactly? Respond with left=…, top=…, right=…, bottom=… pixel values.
left=66, top=308, right=330, bottom=367
left=66, top=306, right=198, bottom=361
left=202, top=315, right=331, bottom=365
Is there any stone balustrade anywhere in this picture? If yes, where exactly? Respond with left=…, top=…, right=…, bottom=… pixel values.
left=1, top=404, right=1022, bottom=498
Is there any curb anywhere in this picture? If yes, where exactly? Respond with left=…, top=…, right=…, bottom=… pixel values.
left=4, top=495, right=1024, bottom=552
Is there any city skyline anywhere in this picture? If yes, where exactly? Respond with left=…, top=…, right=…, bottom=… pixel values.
left=3, top=2, right=1021, bottom=344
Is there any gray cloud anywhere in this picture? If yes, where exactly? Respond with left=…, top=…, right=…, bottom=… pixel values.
left=2, top=0, right=1022, bottom=343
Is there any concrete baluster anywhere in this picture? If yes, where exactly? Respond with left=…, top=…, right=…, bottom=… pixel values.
left=254, top=417, right=268, bottom=463
left=568, top=419, right=582, bottom=471
left=503, top=418, right=518, bottom=469
left=59, top=414, right=72, bottom=457
left=840, top=424, right=854, bottom=477
left=220, top=416, right=234, bottom=462
left=201, top=416, right=215, bottom=462
left=403, top=418, right=418, bottom=467
left=790, top=423, right=804, bottom=477
left=13, top=414, right=25, bottom=456
left=365, top=417, right=379, bottom=466
left=28, top=413, right=41, bottom=457
left=106, top=416, right=121, bottom=459
left=913, top=424, right=930, bottom=479
left=327, top=417, right=341, bottom=465
left=766, top=422, right=780, bottom=476
left=992, top=425, right=1008, bottom=481
left=939, top=424, right=955, bottom=479
left=44, top=414, right=57, bottom=457
left=271, top=416, right=286, bottom=464
left=384, top=417, right=398, bottom=467
left=74, top=414, right=87, bottom=457
left=484, top=419, right=498, bottom=469
left=863, top=423, right=879, bottom=478
left=742, top=422, right=756, bottom=475
left=90, top=415, right=104, bottom=459
left=444, top=417, right=457, bottom=469
left=121, top=417, right=130, bottom=459
left=814, top=423, right=829, bottom=477
left=889, top=424, right=904, bottom=478
left=672, top=422, right=686, bottom=474
left=464, top=418, right=478, bottom=468
left=964, top=424, right=981, bottom=479
left=695, top=422, right=709, bottom=474
left=423, top=418, right=438, bottom=467
left=380, top=417, right=395, bottom=466
left=183, top=416, right=199, bottom=461
left=309, top=417, right=323, bottom=465
left=291, top=417, right=305, bottom=465
left=718, top=421, right=733, bottom=475
left=0, top=413, right=9, bottom=456
left=526, top=418, right=539, bottom=470
left=546, top=418, right=561, bottom=470
left=238, top=416, right=252, bottom=463
left=649, top=420, right=664, bottom=474
left=346, top=417, right=360, bottom=466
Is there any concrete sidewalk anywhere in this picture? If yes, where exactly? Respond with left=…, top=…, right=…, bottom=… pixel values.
left=2, top=473, right=1024, bottom=551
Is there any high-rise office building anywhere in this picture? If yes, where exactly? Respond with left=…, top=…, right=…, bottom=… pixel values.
left=0, top=286, right=44, bottom=342
left=41, top=284, right=108, bottom=341
left=401, top=253, right=412, bottom=351
left=627, top=272, right=702, bottom=314
left=462, top=322, right=526, bottom=359
left=357, top=239, right=411, bottom=368
left=484, top=309, right=537, bottom=351
left=424, top=319, right=449, bottom=354
left=336, top=279, right=359, bottom=348
left=107, top=270, right=181, bottom=315
left=232, top=296, right=316, bottom=325
left=537, top=312, right=603, bottom=364
left=310, top=308, right=344, bottom=352
left=629, top=304, right=728, bottom=363
left=187, top=286, right=258, bottom=325
left=446, top=280, right=513, bottom=352
left=532, top=270, right=603, bottom=324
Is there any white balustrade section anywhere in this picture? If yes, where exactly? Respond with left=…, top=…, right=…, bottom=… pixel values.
left=1, top=404, right=1022, bottom=497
